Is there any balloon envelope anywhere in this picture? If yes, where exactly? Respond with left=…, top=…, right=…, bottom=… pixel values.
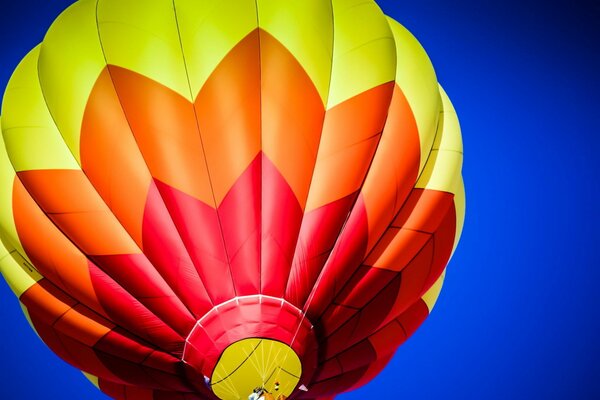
left=0, top=0, right=464, bottom=399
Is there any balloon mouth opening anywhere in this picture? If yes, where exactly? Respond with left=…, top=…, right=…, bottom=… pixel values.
left=210, top=338, right=301, bottom=400
left=182, top=295, right=318, bottom=397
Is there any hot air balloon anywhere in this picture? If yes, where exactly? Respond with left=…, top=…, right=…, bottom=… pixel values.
left=0, top=0, right=465, bottom=399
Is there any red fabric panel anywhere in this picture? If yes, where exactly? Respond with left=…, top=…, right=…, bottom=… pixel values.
left=94, top=329, right=153, bottom=364
left=217, top=155, right=261, bottom=295
left=95, top=329, right=182, bottom=376
left=318, top=304, right=357, bottom=337
left=142, top=180, right=213, bottom=317
left=320, top=275, right=401, bottom=359
left=397, top=299, right=430, bottom=338
left=99, top=379, right=127, bottom=400
left=314, top=358, right=343, bottom=382
left=314, top=300, right=430, bottom=393
left=21, top=280, right=186, bottom=389
left=123, top=386, right=154, bottom=400
left=319, top=240, right=429, bottom=353
left=54, top=329, right=126, bottom=384
left=154, top=180, right=234, bottom=304
left=303, top=195, right=369, bottom=320
left=143, top=350, right=181, bottom=375
left=89, top=264, right=185, bottom=354
left=336, top=341, right=377, bottom=374
left=344, top=353, right=394, bottom=393
left=26, top=309, right=84, bottom=371
left=335, top=321, right=404, bottom=392
left=368, top=320, right=407, bottom=359
left=29, top=306, right=188, bottom=392
left=390, top=239, right=434, bottom=315
left=94, top=350, right=187, bottom=392
left=285, top=193, right=359, bottom=308
left=260, top=154, right=304, bottom=297
left=425, top=202, right=457, bottom=290
left=90, top=254, right=195, bottom=336
left=334, top=265, right=397, bottom=309
left=319, top=247, right=432, bottom=359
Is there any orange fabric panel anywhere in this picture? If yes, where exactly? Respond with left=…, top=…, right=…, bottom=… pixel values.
left=12, top=178, right=103, bottom=312
left=392, top=189, right=455, bottom=233
left=306, top=82, right=395, bottom=211
left=20, top=282, right=74, bottom=324
left=81, top=67, right=152, bottom=247
left=259, top=29, right=325, bottom=207
left=364, top=228, right=431, bottom=271
left=361, top=85, right=421, bottom=250
left=107, top=65, right=214, bottom=206
left=307, top=136, right=380, bottom=212
left=194, top=30, right=261, bottom=205
left=53, top=303, right=114, bottom=347
left=48, top=212, right=138, bottom=256
left=15, top=176, right=193, bottom=340
left=17, top=170, right=139, bottom=255
left=18, top=169, right=104, bottom=213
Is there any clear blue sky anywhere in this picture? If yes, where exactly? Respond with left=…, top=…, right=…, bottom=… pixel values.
left=1, top=1, right=598, bottom=399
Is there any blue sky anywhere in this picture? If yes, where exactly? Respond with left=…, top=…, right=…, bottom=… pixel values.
left=1, top=1, right=599, bottom=399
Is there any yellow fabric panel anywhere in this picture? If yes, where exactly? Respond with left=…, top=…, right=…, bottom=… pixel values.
left=2, top=47, right=80, bottom=171
left=211, top=338, right=301, bottom=400
left=257, top=0, right=333, bottom=104
left=415, top=148, right=462, bottom=192
left=415, top=86, right=463, bottom=193
left=452, top=177, right=466, bottom=255
left=416, top=84, right=464, bottom=249
left=0, top=237, right=9, bottom=261
left=82, top=372, right=100, bottom=389
left=0, top=120, right=30, bottom=262
left=386, top=17, right=441, bottom=174
left=174, top=0, right=258, bottom=98
left=422, top=269, right=446, bottom=312
left=434, top=86, right=463, bottom=153
left=327, top=0, right=396, bottom=109
left=0, top=250, right=42, bottom=298
left=97, top=0, right=192, bottom=100
left=37, top=0, right=107, bottom=163
left=0, top=132, right=40, bottom=296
